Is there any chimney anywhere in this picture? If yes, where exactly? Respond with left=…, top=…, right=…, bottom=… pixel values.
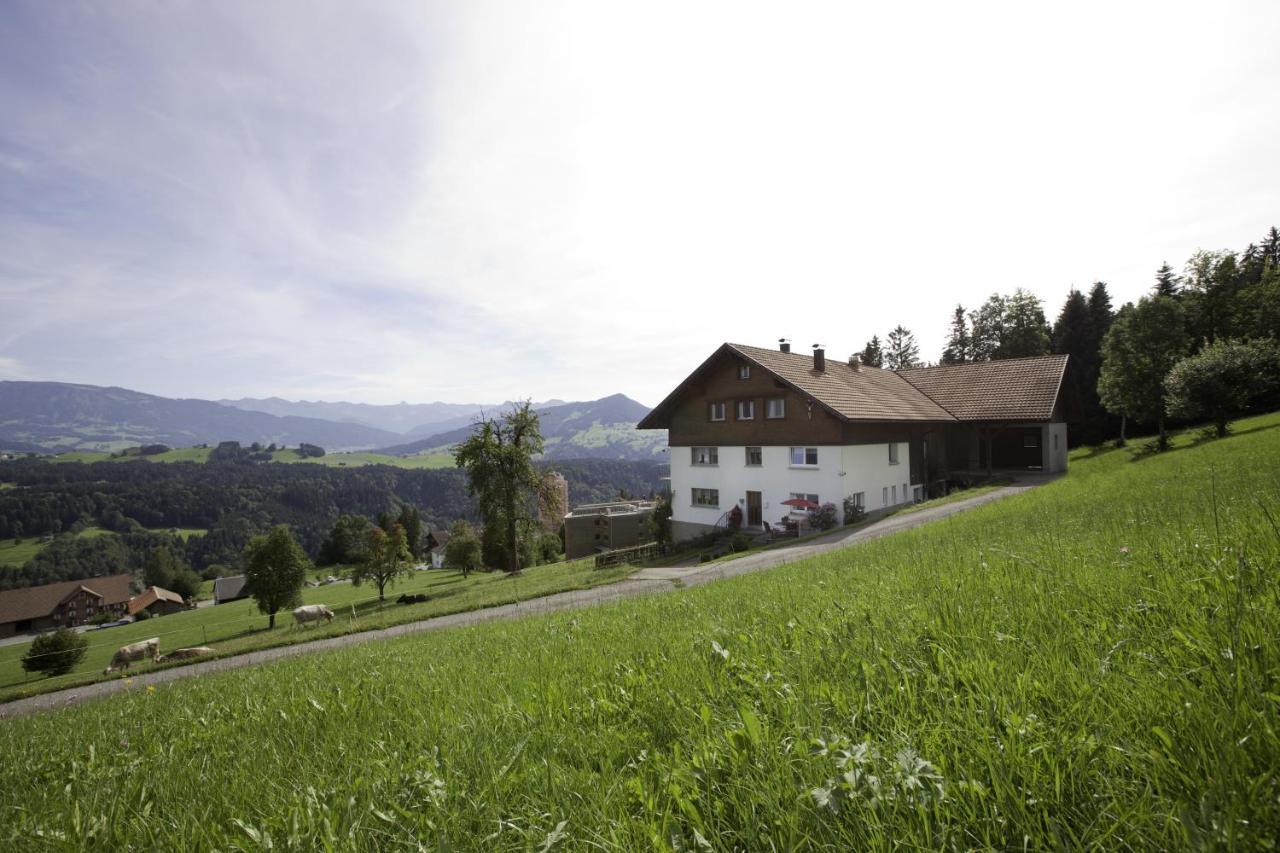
left=848, top=354, right=861, bottom=371
left=812, top=344, right=825, bottom=372
left=778, top=338, right=790, bottom=353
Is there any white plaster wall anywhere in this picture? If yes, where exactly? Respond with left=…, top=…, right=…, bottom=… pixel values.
left=670, top=442, right=913, bottom=531
left=1047, top=423, right=1068, bottom=472
left=840, top=441, right=914, bottom=510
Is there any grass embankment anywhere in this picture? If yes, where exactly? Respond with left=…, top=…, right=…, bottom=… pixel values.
left=2, top=414, right=1279, bottom=848
left=0, top=558, right=631, bottom=703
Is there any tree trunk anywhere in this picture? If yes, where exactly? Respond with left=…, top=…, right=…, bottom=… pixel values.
left=1116, top=415, right=1127, bottom=447
left=269, top=611, right=276, bottom=629
left=1158, top=415, right=1168, bottom=451
left=1216, top=418, right=1229, bottom=437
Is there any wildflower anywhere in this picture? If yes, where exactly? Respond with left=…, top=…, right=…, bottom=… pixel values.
left=1119, top=546, right=1131, bottom=555
left=146, top=685, right=156, bottom=694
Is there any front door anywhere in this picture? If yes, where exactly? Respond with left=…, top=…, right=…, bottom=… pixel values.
left=746, top=491, right=762, bottom=526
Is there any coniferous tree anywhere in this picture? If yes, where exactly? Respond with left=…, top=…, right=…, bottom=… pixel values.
left=884, top=326, right=920, bottom=370
left=940, top=305, right=970, bottom=364
left=859, top=336, right=884, bottom=368
left=1153, top=263, right=1179, bottom=297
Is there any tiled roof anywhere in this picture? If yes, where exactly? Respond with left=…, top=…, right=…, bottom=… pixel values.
left=0, top=574, right=134, bottom=626
left=638, top=343, right=1070, bottom=429
left=727, top=344, right=957, bottom=422
left=897, top=355, right=1068, bottom=421
left=126, top=585, right=185, bottom=616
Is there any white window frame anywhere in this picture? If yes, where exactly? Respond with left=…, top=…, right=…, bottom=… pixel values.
left=789, top=446, right=818, bottom=466
left=745, top=446, right=762, bottom=466
left=737, top=365, right=751, bottom=380
left=691, top=446, right=718, bottom=466
left=709, top=401, right=726, bottom=422
left=850, top=492, right=865, bottom=509
left=766, top=397, right=786, bottom=419
left=891, top=485, right=897, bottom=504
left=882, top=486, right=889, bottom=506
left=888, top=443, right=900, bottom=465
left=736, top=400, right=755, bottom=421
left=691, top=487, right=720, bottom=508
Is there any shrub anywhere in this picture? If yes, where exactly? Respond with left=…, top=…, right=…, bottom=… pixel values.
left=1165, top=338, right=1280, bottom=437
left=809, top=502, right=838, bottom=531
left=134, top=609, right=152, bottom=621
left=842, top=497, right=867, bottom=526
left=730, top=532, right=753, bottom=552
left=21, top=628, right=89, bottom=677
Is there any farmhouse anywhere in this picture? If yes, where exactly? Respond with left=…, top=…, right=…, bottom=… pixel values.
left=126, top=585, right=187, bottom=618
left=637, top=342, right=1071, bottom=541
left=424, top=529, right=450, bottom=569
left=0, top=573, right=134, bottom=638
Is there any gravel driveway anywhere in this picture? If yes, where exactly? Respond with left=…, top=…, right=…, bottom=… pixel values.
left=0, top=481, right=1041, bottom=720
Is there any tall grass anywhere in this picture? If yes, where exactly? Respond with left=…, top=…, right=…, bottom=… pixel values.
left=0, top=415, right=1277, bottom=849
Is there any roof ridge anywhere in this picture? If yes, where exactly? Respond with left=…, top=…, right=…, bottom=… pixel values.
left=899, top=353, right=1068, bottom=372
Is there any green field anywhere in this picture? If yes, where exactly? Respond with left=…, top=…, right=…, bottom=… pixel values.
left=45, top=446, right=454, bottom=469
left=0, top=526, right=116, bottom=568
left=2, top=413, right=1278, bottom=848
left=0, top=557, right=631, bottom=703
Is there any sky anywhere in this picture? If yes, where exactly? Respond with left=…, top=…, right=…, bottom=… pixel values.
left=1, top=1, right=1278, bottom=408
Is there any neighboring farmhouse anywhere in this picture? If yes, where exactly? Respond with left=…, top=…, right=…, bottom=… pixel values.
left=127, top=585, right=187, bottom=618
left=0, top=574, right=133, bottom=637
left=563, top=500, right=656, bottom=559
left=638, top=342, right=1071, bottom=541
left=424, top=529, right=451, bottom=569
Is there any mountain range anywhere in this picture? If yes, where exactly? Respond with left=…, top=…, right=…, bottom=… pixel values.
left=0, top=382, right=664, bottom=461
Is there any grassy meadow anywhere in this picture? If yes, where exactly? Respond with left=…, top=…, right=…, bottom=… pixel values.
left=1, top=413, right=1278, bottom=848
left=0, top=558, right=632, bottom=703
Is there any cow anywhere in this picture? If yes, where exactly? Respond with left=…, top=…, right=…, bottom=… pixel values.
left=104, top=638, right=161, bottom=674
left=292, top=604, right=335, bottom=626
left=158, top=646, right=215, bottom=662
left=397, top=593, right=429, bottom=605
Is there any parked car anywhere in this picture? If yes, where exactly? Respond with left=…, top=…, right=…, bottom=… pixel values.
left=94, top=620, right=132, bottom=630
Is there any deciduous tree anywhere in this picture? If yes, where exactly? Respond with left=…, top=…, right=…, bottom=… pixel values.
left=243, top=525, right=309, bottom=629
left=1165, top=338, right=1280, bottom=437
left=454, top=402, right=547, bottom=573
left=21, top=628, right=88, bottom=677
left=353, top=523, right=412, bottom=600
left=1098, top=296, right=1188, bottom=451
left=443, top=520, right=482, bottom=577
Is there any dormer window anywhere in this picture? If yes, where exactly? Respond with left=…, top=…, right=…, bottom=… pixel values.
left=737, top=365, right=751, bottom=380
left=709, top=401, right=725, bottom=422
left=736, top=400, right=755, bottom=420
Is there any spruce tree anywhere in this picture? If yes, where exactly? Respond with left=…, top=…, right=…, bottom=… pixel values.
left=884, top=326, right=920, bottom=370
left=940, top=305, right=970, bottom=364
left=1153, top=263, right=1179, bottom=297
left=860, top=336, right=884, bottom=368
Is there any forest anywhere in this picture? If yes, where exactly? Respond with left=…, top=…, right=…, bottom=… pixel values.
left=0, top=456, right=667, bottom=589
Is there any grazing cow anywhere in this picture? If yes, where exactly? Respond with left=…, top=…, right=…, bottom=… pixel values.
left=104, top=638, right=160, bottom=674
left=397, top=593, right=429, bottom=605
left=159, top=646, right=215, bottom=662
left=292, top=604, right=334, bottom=626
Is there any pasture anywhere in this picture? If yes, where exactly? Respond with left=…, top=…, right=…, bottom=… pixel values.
left=0, top=413, right=1277, bottom=849
left=0, top=558, right=633, bottom=703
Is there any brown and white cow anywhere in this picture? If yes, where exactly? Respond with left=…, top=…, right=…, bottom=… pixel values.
left=292, top=604, right=334, bottom=627
left=104, top=637, right=160, bottom=674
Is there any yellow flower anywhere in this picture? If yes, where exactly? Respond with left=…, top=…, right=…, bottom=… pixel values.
left=146, top=685, right=156, bottom=694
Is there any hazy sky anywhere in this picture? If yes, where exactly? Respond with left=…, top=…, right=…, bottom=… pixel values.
left=1, top=1, right=1277, bottom=407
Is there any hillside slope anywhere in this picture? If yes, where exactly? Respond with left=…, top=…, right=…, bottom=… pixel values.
left=379, top=393, right=666, bottom=460
left=0, top=381, right=401, bottom=452
left=1, top=414, right=1277, bottom=847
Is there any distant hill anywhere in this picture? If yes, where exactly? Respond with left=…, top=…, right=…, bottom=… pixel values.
left=219, top=397, right=568, bottom=436
left=378, top=394, right=667, bottom=461
left=0, top=381, right=401, bottom=453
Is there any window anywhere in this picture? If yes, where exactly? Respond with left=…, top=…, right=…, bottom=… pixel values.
left=882, top=486, right=889, bottom=506
left=691, top=446, right=718, bottom=466
left=736, top=400, right=755, bottom=420
left=1023, top=432, right=1040, bottom=448
left=737, top=364, right=751, bottom=379
left=902, top=483, right=908, bottom=502
left=789, top=446, right=818, bottom=466
left=766, top=397, right=786, bottom=419
left=850, top=492, right=865, bottom=509
left=891, top=485, right=897, bottom=504
left=789, top=492, right=819, bottom=514
left=888, top=443, right=900, bottom=464
left=692, top=488, right=720, bottom=507
left=709, top=401, right=726, bottom=421
left=745, top=446, right=762, bottom=466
